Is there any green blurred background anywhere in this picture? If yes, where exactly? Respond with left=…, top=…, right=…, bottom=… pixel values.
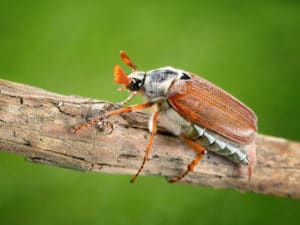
left=1, top=0, right=300, bottom=225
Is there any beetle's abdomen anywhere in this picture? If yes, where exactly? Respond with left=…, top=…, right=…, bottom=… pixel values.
left=157, top=102, right=250, bottom=165
left=194, top=125, right=249, bottom=164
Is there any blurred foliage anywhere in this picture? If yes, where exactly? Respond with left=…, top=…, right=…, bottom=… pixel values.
left=0, top=0, right=300, bottom=225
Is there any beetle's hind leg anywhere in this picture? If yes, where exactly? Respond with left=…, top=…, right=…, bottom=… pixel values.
left=169, top=136, right=206, bottom=183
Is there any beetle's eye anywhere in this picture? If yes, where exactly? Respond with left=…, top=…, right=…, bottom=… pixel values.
left=180, top=73, right=191, bottom=80
left=128, top=78, right=143, bottom=91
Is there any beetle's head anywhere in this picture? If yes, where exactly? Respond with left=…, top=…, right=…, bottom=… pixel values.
left=114, top=51, right=146, bottom=92
left=114, top=65, right=145, bottom=91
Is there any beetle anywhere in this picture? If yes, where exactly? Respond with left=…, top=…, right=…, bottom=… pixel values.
left=73, top=51, right=257, bottom=183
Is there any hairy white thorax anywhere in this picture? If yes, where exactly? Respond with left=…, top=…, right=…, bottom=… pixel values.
left=143, top=67, right=182, bottom=102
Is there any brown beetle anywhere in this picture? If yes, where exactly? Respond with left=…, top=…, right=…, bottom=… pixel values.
left=73, top=51, right=257, bottom=183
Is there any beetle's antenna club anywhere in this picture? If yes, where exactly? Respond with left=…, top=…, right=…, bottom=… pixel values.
left=120, top=51, right=137, bottom=71
left=114, top=64, right=132, bottom=87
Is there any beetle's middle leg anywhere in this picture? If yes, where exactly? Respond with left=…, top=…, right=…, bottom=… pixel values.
left=169, top=136, right=206, bottom=183
left=130, top=111, right=159, bottom=183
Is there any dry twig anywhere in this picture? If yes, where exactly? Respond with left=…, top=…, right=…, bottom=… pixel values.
left=0, top=79, right=299, bottom=198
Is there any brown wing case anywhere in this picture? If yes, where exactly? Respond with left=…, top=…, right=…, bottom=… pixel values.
left=167, top=74, right=257, bottom=145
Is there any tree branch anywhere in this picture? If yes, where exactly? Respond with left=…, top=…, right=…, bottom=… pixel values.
left=0, top=79, right=299, bottom=198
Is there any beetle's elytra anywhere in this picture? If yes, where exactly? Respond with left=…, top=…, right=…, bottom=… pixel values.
left=73, top=51, right=257, bottom=183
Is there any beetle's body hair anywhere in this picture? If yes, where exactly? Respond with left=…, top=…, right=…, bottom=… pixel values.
left=141, top=66, right=179, bottom=102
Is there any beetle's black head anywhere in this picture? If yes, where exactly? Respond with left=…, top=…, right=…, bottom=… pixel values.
left=114, top=64, right=145, bottom=92
left=127, top=71, right=146, bottom=91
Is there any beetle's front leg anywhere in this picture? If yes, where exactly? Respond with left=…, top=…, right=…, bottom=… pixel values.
left=72, top=102, right=153, bottom=133
left=118, top=91, right=138, bottom=105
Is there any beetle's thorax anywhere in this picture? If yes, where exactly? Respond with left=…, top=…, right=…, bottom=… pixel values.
left=142, top=66, right=188, bottom=102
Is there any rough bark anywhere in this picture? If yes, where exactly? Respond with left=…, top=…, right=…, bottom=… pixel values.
left=0, top=79, right=299, bottom=198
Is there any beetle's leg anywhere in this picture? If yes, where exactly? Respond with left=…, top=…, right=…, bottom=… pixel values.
left=130, top=111, right=159, bottom=183
left=72, top=102, right=153, bottom=133
left=118, top=91, right=138, bottom=105
left=169, top=136, right=206, bottom=183
left=97, top=120, right=114, bottom=135
left=120, top=51, right=137, bottom=71
left=247, top=142, right=256, bottom=181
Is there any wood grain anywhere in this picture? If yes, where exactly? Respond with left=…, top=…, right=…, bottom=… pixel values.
left=0, top=79, right=300, bottom=198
